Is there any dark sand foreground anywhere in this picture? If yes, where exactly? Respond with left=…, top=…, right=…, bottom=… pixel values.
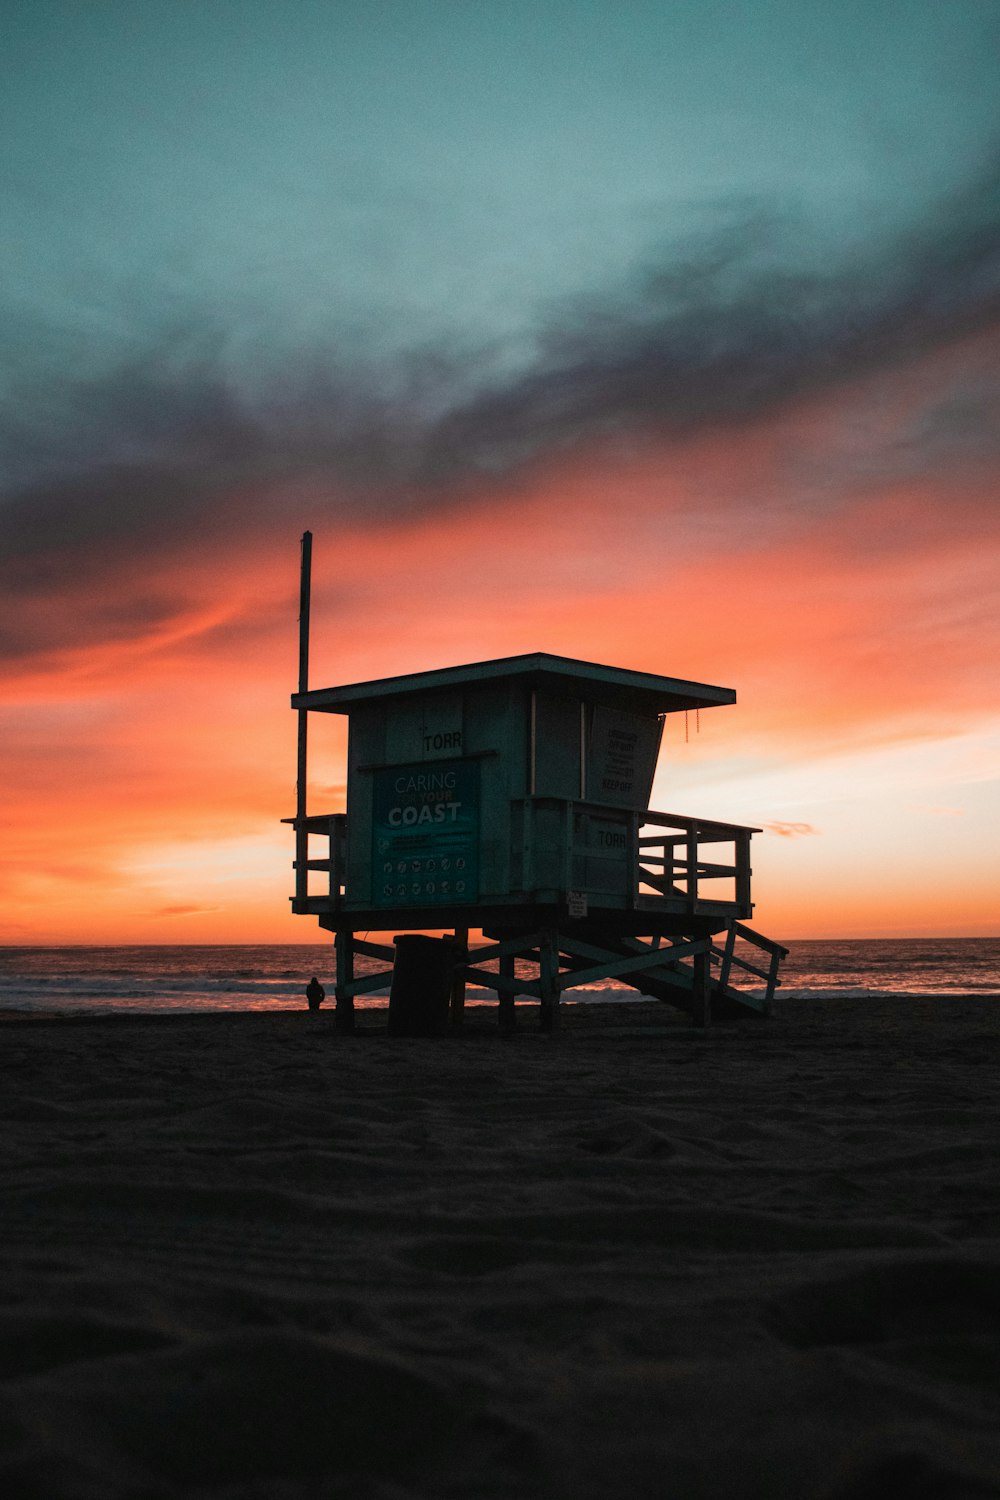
left=2, top=995, right=999, bottom=1499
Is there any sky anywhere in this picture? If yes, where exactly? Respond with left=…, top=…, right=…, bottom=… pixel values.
left=2, top=0, right=999, bottom=944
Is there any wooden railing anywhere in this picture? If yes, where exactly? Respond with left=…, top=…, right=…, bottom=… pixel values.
left=636, top=808, right=755, bottom=912
left=287, top=812, right=346, bottom=910
left=512, top=799, right=758, bottom=916
left=289, top=803, right=758, bottom=919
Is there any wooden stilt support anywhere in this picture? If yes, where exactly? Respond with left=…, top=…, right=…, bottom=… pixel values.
left=539, top=929, right=561, bottom=1033
left=335, top=929, right=356, bottom=1034
left=499, top=951, right=516, bottom=1033
left=450, top=927, right=468, bottom=1030
left=718, top=921, right=736, bottom=993
left=693, top=944, right=711, bottom=1029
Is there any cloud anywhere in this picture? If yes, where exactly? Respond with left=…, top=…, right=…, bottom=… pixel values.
left=0, top=585, right=191, bottom=660
left=421, top=161, right=1000, bottom=481
left=3, top=161, right=997, bottom=517
left=764, top=822, right=820, bottom=839
left=150, top=904, right=223, bottom=918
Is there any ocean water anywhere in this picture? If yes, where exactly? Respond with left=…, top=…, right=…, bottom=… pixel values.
left=0, top=938, right=998, bottom=1015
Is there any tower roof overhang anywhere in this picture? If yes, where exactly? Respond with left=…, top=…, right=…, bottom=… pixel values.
left=292, top=652, right=735, bottom=718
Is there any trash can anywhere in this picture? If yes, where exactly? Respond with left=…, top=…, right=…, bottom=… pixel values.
left=388, top=935, right=454, bottom=1036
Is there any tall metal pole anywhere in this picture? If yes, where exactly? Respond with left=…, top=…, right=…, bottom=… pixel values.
left=295, top=531, right=312, bottom=905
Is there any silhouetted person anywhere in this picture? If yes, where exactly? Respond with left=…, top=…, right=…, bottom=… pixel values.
left=306, top=976, right=325, bottom=1011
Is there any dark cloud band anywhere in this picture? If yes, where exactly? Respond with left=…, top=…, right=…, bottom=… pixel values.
left=2, top=162, right=998, bottom=608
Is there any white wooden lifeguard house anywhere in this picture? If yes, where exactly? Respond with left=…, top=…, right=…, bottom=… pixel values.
left=288, top=535, right=786, bottom=1030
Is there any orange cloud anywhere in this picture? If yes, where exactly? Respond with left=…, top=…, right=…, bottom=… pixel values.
left=149, top=904, right=223, bottom=918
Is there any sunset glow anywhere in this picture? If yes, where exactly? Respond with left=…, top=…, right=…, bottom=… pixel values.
left=2, top=1, right=998, bottom=943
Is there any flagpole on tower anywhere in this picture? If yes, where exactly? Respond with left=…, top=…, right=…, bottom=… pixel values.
left=295, top=531, right=313, bottom=903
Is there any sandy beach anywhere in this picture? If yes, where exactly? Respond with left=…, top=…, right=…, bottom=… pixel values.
left=1, top=994, right=998, bottom=1498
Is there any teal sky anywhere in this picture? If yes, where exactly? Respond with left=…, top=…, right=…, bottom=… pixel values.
left=2, top=0, right=997, bottom=539
left=5, top=0, right=998, bottom=386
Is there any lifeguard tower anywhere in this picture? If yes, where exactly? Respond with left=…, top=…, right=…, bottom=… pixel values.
left=287, top=536, right=786, bottom=1030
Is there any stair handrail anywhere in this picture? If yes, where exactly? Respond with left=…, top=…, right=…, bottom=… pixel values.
left=714, top=921, right=790, bottom=1011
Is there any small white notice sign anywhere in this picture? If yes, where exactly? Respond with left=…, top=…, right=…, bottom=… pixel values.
left=567, top=890, right=588, bottom=919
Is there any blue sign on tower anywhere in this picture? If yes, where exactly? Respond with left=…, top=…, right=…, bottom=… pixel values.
left=371, top=759, right=480, bottom=907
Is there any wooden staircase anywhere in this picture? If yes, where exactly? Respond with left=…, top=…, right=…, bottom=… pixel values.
left=479, top=920, right=789, bottom=1025
left=553, top=923, right=787, bottom=1020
